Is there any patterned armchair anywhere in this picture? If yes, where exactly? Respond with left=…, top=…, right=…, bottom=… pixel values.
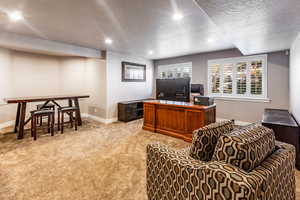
left=146, top=123, right=296, bottom=200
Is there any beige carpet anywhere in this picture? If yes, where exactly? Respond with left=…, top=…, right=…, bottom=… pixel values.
left=0, top=119, right=188, bottom=200
left=0, top=119, right=299, bottom=200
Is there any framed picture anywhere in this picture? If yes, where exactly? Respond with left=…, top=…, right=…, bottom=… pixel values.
left=122, top=61, right=146, bottom=82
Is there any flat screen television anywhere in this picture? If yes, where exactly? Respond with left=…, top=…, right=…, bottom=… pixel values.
left=156, top=78, right=190, bottom=102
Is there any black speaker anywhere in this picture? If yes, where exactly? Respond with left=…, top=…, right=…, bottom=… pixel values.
left=193, top=96, right=214, bottom=106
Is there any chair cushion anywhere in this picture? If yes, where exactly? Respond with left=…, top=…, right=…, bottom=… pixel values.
left=189, top=120, right=235, bottom=161
left=31, top=109, right=55, bottom=115
left=212, top=123, right=276, bottom=172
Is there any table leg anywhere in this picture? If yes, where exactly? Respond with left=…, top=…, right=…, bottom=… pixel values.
left=74, top=98, right=82, bottom=126
left=17, top=102, right=27, bottom=140
left=68, top=99, right=73, bottom=107
left=14, top=103, right=21, bottom=133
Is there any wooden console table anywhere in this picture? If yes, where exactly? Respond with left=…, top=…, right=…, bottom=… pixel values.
left=143, top=100, right=216, bottom=142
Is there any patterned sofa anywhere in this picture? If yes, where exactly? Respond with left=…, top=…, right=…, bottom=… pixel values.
left=146, top=121, right=296, bottom=200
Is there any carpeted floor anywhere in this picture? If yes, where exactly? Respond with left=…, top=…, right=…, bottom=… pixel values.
left=0, top=119, right=299, bottom=200
left=0, top=119, right=188, bottom=200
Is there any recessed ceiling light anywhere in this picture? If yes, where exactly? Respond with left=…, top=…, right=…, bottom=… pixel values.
left=207, top=38, right=216, bottom=43
left=148, top=50, right=154, bottom=55
left=105, top=38, right=113, bottom=44
left=173, top=12, right=183, bottom=21
left=8, top=11, right=24, bottom=22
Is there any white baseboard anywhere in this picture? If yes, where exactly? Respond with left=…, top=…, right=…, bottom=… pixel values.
left=104, top=117, right=118, bottom=124
left=0, top=114, right=117, bottom=130
left=0, top=120, right=15, bottom=130
left=1, top=117, right=249, bottom=129
left=82, top=113, right=118, bottom=124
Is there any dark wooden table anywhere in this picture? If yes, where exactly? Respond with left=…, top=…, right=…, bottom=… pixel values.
left=262, top=108, right=300, bottom=169
left=3, top=95, right=90, bottom=139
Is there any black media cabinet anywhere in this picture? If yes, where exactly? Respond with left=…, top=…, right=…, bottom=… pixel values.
left=262, top=108, right=300, bottom=169
left=118, top=99, right=153, bottom=122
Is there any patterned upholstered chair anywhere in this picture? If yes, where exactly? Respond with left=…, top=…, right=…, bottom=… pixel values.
left=146, top=121, right=296, bottom=200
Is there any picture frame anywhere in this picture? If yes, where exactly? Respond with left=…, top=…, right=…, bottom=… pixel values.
left=122, top=61, right=146, bottom=82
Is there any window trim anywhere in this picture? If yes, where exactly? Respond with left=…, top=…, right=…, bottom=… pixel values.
left=207, top=54, right=268, bottom=100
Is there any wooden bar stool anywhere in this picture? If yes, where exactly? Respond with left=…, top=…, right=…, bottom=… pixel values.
left=30, top=110, right=55, bottom=140
left=58, top=107, right=79, bottom=134
left=36, top=103, right=55, bottom=126
left=57, top=106, right=72, bottom=131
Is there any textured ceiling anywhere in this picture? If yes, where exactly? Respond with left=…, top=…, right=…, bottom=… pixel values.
left=0, top=0, right=298, bottom=59
left=0, top=0, right=233, bottom=59
left=194, top=0, right=300, bottom=55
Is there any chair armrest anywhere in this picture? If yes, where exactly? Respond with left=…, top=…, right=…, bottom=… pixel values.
left=146, top=143, right=254, bottom=199
left=248, top=141, right=296, bottom=200
left=201, top=161, right=258, bottom=199
left=146, top=142, right=295, bottom=200
left=147, top=143, right=202, bottom=168
left=146, top=143, right=204, bottom=200
left=203, top=142, right=296, bottom=200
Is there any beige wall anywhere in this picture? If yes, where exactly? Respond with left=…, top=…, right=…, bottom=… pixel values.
left=106, top=51, right=154, bottom=119
left=154, top=49, right=290, bottom=122
left=0, top=46, right=290, bottom=125
left=0, top=48, right=153, bottom=125
left=290, top=33, right=300, bottom=123
left=84, top=59, right=107, bottom=119
left=0, top=47, right=106, bottom=124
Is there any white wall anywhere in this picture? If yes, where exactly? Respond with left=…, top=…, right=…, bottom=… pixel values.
left=0, top=48, right=106, bottom=124
left=106, top=51, right=154, bottom=119
left=290, top=33, right=300, bottom=123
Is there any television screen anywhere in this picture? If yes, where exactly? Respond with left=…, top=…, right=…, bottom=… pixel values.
left=156, top=78, right=190, bottom=102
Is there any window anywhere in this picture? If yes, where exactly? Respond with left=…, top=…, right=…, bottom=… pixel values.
left=223, top=64, right=233, bottom=94
left=210, top=64, right=221, bottom=93
left=236, top=62, right=247, bottom=95
left=208, top=55, right=267, bottom=100
left=157, top=62, right=192, bottom=79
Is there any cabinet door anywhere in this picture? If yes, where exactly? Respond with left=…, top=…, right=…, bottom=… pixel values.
left=143, top=104, right=155, bottom=129
left=156, top=105, right=185, bottom=133
left=123, top=103, right=136, bottom=121
left=186, top=110, right=204, bottom=134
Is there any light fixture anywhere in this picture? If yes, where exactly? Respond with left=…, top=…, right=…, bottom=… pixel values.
left=105, top=38, right=113, bottom=44
left=148, top=50, right=153, bottom=55
left=173, top=12, right=183, bottom=21
left=207, top=38, right=216, bottom=43
left=8, top=11, right=24, bottom=22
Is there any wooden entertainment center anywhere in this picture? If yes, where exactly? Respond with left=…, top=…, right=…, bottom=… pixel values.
left=143, top=100, right=216, bottom=142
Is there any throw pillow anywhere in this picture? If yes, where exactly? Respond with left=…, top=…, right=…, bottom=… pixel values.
left=189, top=120, right=235, bottom=161
left=212, top=123, right=275, bottom=172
